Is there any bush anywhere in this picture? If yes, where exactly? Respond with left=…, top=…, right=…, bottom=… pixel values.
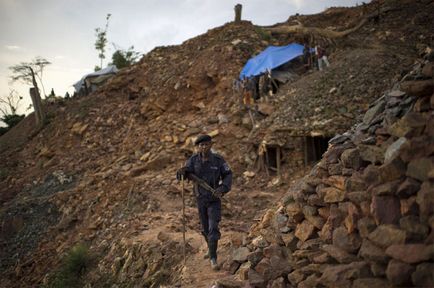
left=44, top=243, right=91, bottom=288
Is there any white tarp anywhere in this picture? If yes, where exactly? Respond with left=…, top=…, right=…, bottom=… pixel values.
left=73, top=65, right=118, bottom=92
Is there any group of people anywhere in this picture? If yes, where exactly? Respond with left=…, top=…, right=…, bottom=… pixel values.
left=237, top=70, right=276, bottom=109
left=303, top=43, right=330, bottom=71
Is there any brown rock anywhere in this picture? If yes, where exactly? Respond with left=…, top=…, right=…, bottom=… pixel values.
left=232, top=247, right=251, bottom=262
left=298, top=274, right=320, bottom=288
left=396, top=177, right=421, bottom=197
left=400, top=198, right=419, bottom=220
left=370, top=262, right=387, bottom=277
left=386, top=244, right=434, bottom=264
left=342, top=148, right=363, bottom=170
left=248, top=268, right=265, bottom=287
left=263, top=244, right=284, bottom=258
left=421, top=62, right=433, bottom=77
left=287, top=269, right=305, bottom=285
left=378, top=158, right=406, bottom=182
left=368, top=225, right=406, bottom=248
left=322, top=175, right=346, bottom=190
left=400, top=215, right=429, bottom=241
left=359, top=239, right=388, bottom=263
left=269, top=255, right=292, bottom=279
left=328, top=163, right=342, bottom=175
left=285, top=202, right=304, bottom=223
left=359, top=144, right=385, bottom=165
left=319, top=262, right=371, bottom=287
left=344, top=202, right=359, bottom=233
left=345, top=173, right=368, bottom=192
left=322, top=244, right=358, bottom=263
left=386, top=259, right=415, bottom=286
left=322, top=187, right=346, bottom=203
left=370, top=180, right=400, bottom=196
left=347, top=191, right=370, bottom=203
left=281, top=232, right=298, bottom=251
left=416, top=181, right=434, bottom=222
left=237, top=262, right=251, bottom=280
left=371, top=196, right=401, bottom=225
left=257, top=103, right=274, bottom=116
left=332, top=226, right=362, bottom=253
left=352, top=278, right=392, bottom=288
left=215, top=277, right=245, bottom=288
left=318, top=207, right=330, bottom=219
left=412, top=262, right=434, bottom=287
left=254, top=257, right=271, bottom=281
left=247, top=250, right=263, bottom=268
left=305, top=215, right=325, bottom=230
left=400, top=79, right=433, bottom=97
left=406, top=157, right=434, bottom=182
left=269, top=277, right=285, bottom=288
left=357, top=217, right=377, bottom=238
left=295, top=220, right=315, bottom=242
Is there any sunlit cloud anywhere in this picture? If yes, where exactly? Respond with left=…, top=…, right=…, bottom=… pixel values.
left=54, top=55, right=65, bottom=60
left=4, top=45, right=21, bottom=51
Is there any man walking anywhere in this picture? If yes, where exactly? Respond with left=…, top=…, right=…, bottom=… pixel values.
left=176, top=134, right=232, bottom=270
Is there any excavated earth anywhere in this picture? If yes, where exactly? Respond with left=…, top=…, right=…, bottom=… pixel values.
left=0, top=0, right=433, bottom=287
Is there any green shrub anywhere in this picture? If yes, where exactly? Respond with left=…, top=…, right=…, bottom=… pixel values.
left=44, top=243, right=91, bottom=288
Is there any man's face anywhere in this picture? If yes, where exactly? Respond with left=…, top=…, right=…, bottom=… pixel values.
left=198, top=141, right=212, bottom=154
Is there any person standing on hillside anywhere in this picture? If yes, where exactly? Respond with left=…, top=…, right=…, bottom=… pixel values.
left=315, top=44, right=330, bottom=71
left=176, top=134, right=232, bottom=270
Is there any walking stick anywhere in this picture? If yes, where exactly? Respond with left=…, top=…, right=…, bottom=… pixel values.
left=181, top=175, right=186, bottom=266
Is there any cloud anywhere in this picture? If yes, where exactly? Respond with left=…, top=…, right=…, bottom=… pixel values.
left=54, top=55, right=65, bottom=60
left=4, top=45, right=21, bottom=51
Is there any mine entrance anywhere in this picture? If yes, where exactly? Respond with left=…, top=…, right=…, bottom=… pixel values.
left=305, top=136, right=331, bottom=164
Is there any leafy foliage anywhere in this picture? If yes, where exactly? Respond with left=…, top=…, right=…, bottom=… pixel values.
left=95, top=14, right=111, bottom=69
left=110, top=46, right=141, bottom=69
left=44, top=243, right=92, bottom=288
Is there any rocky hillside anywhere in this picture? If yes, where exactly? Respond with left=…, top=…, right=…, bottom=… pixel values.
left=0, top=0, right=433, bottom=287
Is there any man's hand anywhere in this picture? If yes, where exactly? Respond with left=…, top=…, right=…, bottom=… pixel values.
left=176, top=167, right=188, bottom=181
left=214, top=186, right=226, bottom=198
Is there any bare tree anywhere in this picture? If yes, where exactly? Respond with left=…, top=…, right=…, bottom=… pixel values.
left=9, top=57, right=51, bottom=97
left=9, top=57, right=51, bottom=126
left=0, top=89, right=23, bottom=117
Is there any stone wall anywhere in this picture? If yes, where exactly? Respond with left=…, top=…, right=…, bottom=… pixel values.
left=218, top=59, right=434, bottom=287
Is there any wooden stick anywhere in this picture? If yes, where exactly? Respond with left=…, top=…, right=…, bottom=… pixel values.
left=181, top=175, right=186, bottom=266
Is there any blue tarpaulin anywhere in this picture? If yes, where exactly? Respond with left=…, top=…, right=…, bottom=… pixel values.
left=239, top=43, right=305, bottom=79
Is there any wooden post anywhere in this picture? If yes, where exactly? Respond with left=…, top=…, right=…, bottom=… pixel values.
left=29, top=87, right=45, bottom=126
left=234, top=4, right=242, bottom=23
left=276, top=146, right=281, bottom=178
left=304, top=137, right=308, bottom=167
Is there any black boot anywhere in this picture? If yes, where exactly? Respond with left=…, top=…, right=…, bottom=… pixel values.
left=208, top=240, right=219, bottom=270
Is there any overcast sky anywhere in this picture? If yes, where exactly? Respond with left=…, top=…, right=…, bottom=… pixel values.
left=0, top=0, right=363, bottom=114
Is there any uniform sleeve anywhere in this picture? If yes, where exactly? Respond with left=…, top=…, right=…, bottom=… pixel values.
left=184, top=156, right=195, bottom=180
left=219, top=159, right=232, bottom=194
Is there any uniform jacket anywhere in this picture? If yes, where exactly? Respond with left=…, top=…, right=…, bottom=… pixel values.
left=184, top=152, right=232, bottom=199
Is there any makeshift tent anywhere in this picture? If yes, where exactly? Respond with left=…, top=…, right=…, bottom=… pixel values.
left=73, top=65, right=118, bottom=94
left=239, top=43, right=306, bottom=79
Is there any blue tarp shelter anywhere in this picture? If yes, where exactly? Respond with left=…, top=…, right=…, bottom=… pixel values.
left=239, top=43, right=305, bottom=79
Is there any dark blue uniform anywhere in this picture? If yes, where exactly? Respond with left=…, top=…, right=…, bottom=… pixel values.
left=184, top=152, right=232, bottom=242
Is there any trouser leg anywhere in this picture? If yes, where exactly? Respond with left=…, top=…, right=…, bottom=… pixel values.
left=207, top=200, right=221, bottom=243
left=197, top=200, right=209, bottom=241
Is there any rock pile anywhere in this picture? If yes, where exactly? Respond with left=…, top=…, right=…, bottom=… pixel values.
left=219, top=59, right=433, bottom=287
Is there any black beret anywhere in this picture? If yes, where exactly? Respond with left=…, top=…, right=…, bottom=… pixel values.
left=195, top=134, right=212, bottom=145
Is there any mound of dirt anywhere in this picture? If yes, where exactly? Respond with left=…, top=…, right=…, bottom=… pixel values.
left=0, top=0, right=433, bottom=287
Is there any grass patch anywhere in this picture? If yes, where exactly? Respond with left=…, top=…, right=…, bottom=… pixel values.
left=44, top=243, right=92, bottom=288
left=255, top=27, right=272, bottom=42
